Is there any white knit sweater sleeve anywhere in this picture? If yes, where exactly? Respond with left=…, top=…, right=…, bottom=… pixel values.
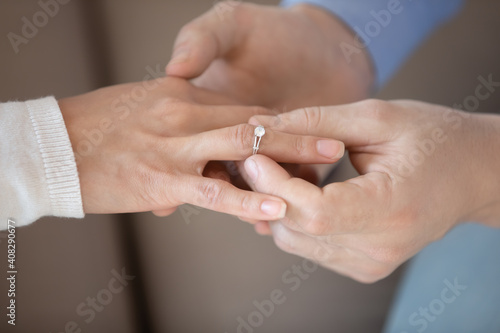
left=0, top=97, right=84, bottom=229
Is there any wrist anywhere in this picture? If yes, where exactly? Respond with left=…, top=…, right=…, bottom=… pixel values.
left=289, top=4, right=375, bottom=97
left=462, top=113, right=500, bottom=226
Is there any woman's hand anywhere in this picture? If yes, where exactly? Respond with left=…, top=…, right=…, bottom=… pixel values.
left=59, top=77, right=345, bottom=220
left=166, top=2, right=373, bottom=110
left=241, top=100, right=500, bottom=283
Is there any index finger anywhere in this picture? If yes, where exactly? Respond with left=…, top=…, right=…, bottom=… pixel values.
left=174, top=175, right=287, bottom=221
left=250, top=100, right=397, bottom=147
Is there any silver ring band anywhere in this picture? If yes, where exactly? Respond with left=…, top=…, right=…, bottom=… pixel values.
left=253, top=125, right=266, bottom=155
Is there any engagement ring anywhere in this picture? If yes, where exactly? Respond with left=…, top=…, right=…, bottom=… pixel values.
left=253, top=125, right=266, bottom=155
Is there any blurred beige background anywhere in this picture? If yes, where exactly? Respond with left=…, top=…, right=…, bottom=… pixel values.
left=0, top=1, right=499, bottom=332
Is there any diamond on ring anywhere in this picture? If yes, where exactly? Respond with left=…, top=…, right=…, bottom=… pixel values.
left=253, top=125, right=266, bottom=155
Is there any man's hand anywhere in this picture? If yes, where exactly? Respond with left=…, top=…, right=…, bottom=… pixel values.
left=241, top=100, right=500, bottom=283
left=166, top=2, right=374, bottom=110
left=59, top=77, right=345, bottom=220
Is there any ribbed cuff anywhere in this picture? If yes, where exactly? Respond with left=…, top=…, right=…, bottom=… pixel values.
left=26, top=97, right=84, bottom=219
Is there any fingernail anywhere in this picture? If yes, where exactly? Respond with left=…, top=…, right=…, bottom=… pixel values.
left=168, top=48, right=190, bottom=66
left=261, top=200, right=287, bottom=219
left=245, top=159, right=259, bottom=183
left=316, top=140, right=345, bottom=159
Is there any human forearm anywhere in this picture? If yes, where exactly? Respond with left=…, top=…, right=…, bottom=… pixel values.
left=463, top=113, right=500, bottom=226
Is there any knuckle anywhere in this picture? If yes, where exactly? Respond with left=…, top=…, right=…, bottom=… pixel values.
left=229, top=124, right=253, bottom=152
left=155, top=98, right=194, bottom=131
left=238, top=193, right=253, bottom=214
left=292, top=137, right=308, bottom=157
left=196, top=181, right=224, bottom=208
left=301, top=106, right=323, bottom=133
left=133, top=165, right=172, bottom=207
left=154, top=97, right=184, bottom=116
left=170, top=114, right=191, bottom=133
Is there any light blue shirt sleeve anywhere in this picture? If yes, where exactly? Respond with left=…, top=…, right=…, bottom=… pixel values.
left=281, top=0, right=464, bottom=88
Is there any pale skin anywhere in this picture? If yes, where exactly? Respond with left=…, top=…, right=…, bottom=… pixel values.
left=241, top=100, right=500, bottom=283
left=59, top=77, right=345, bottom=220
left=166, top=3, right=374, bottom=110
left=167, top=2, right=500, bottom=283
left=165, top=1, right=374, bottom=203
left=59, top=1, right=499, bottom=284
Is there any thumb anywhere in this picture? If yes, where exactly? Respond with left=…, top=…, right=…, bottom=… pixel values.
left=166, top=2, right=242, bottom=78
left=242, top=155, right=323, bottom=232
